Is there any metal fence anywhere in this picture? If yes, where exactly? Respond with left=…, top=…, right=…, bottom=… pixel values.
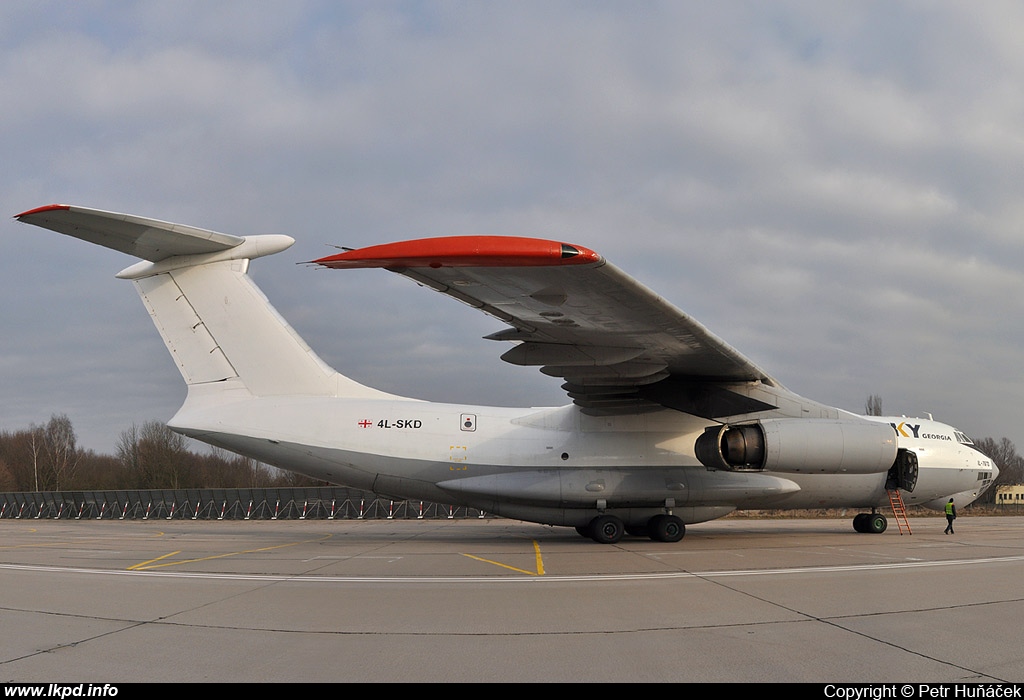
left=0, top=488, right=489, bottom=520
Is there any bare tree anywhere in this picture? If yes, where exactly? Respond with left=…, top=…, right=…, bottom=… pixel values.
left=116, top=421, right=189, bottom=488
left=39, top=414, right=79, bottom=491
left=140, top=421, right=189, bottom=488
left=974, top=437, right=1024, bottom=503
left=865, top=394, right=883, bottom=416
left=0, top=457, right=16, bottom=491
left=2, top=417, right=317, bottom=490
left=27, top=425, right=44, bottom=491
left=117, top=423, right=141, bottom=474
left=0, top=427, right=47, bottom=491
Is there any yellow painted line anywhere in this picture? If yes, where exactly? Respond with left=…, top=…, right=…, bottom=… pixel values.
left=461, top=540, right=545, bottom=576
left=127, top=550, right=181, bottom=570
left=128, top=533, right=333, bottom=571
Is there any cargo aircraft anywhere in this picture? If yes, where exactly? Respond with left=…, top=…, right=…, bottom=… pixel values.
left=16, top=205, right=998, bottom=543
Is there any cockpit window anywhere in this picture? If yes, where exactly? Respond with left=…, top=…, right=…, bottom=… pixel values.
left=954, top=430, right=973, bottom=445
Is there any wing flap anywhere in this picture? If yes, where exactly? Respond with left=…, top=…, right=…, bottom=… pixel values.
left=500, top=343, right=646, bottom=367
left=15, top=204, right=244, bottom=262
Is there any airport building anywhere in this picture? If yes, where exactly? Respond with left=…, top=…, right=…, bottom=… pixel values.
left=995, top=484, right=1024, bottom=507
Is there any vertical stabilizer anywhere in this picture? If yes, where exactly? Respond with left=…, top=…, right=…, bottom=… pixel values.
left=134, top=259, right=356, bottom=396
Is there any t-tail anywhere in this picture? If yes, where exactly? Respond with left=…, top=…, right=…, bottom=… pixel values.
left=15, top=205, right=395, bottom=409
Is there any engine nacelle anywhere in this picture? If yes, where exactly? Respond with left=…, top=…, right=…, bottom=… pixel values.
left=694, top=418, right=897, bottom=474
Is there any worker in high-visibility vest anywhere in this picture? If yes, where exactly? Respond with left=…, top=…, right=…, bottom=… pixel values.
left=944, top=498, right=957, bottom=534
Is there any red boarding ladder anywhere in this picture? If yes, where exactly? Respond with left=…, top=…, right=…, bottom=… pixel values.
left=887, top=490, right=912, bottom=535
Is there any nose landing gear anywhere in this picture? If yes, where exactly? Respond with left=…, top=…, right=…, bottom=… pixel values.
left=852, top=512, right=888, bottom=533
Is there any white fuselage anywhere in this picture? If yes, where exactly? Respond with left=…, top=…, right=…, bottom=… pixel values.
left=170, top=389, right=996, bottom=527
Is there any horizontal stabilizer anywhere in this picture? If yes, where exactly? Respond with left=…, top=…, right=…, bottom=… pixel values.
left=16, top=203, right=392, bottom=401
left=15, top=204, right=244, bottom=262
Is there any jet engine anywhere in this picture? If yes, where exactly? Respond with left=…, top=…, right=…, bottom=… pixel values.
left=694, top=418, right=897, bottom=474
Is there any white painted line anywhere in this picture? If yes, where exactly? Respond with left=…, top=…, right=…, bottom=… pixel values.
left=2, top=554, right=1024, bottom=584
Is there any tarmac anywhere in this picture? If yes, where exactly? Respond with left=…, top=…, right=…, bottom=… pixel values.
left=1, top=515, right=1022, bottom=683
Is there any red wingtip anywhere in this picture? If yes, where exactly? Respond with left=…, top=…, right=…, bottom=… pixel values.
left=15, top=204, right=71, bottom=219
left=315, top=235, right=602, bottom=269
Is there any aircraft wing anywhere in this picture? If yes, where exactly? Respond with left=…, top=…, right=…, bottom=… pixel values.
left=316, top=236, right=782, bottom=417
left=15, top=204, right=244, bottom=261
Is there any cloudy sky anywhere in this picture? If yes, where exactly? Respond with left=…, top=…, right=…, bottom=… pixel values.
left=2, top=1, right=1023, bottom=455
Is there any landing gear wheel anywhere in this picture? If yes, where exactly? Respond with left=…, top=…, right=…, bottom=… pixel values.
left=648, top=514, right=685, bottom=542
left=575, top=524, right=592, bottom=539
left=853, top=513, right=887, bottom=533
left=589, top=515, right=625, bottom=544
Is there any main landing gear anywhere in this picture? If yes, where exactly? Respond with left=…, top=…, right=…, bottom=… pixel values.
left=577, top=513, right=685, bottom=544
left=852, top=512, right=887, bottom=533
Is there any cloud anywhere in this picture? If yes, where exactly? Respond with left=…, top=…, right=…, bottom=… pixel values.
left=2, top=1, right=1023, bottom=452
